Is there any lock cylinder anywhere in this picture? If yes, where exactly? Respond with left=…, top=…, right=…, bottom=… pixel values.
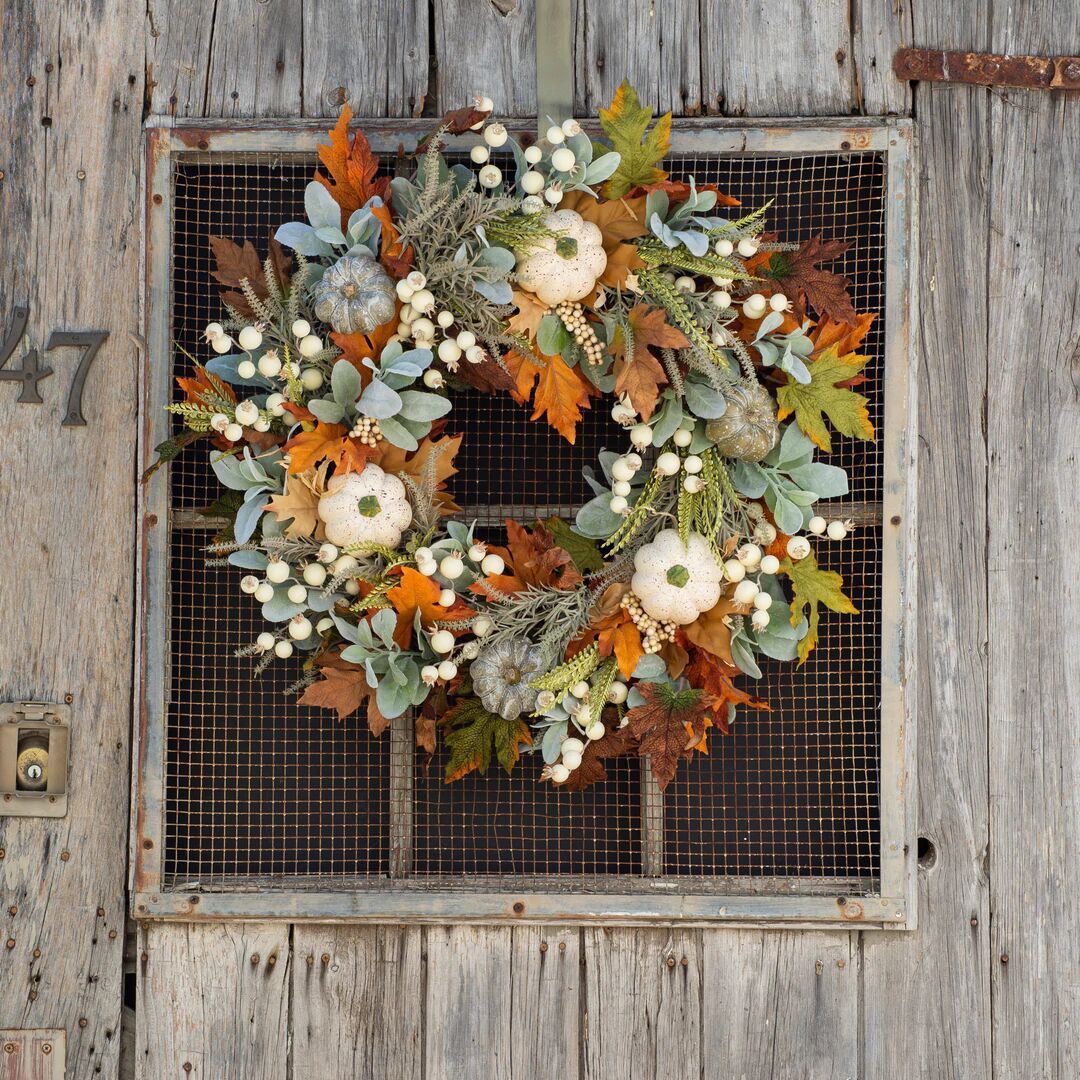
left=16, top=734, right=49, bottom=790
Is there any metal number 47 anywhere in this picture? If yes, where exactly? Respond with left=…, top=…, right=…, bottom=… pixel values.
left=0, top=304, right=109, bottom=426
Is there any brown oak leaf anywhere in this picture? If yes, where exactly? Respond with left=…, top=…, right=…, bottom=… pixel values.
left=625, top=683, right=710, bottom=790
left=611, top=304, right=687, bottom=420
left=765, top=235, right=858, bottom=325
left=560, top=716, right=639, bottom=791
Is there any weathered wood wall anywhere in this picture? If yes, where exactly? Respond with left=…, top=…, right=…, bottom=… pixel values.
left=2, top=1, right=1077, bottom=1078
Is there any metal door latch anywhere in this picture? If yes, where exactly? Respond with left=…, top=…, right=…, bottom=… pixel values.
left=0, top=702, right=70, bottom=817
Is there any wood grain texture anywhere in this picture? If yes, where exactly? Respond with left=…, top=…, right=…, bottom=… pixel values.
left=700, top=0, right=856, bottom=116
left=302, top=0, right=429, bottom=117
left=291, top=925, right=424, bottom=1080
left=861, top=83, right=994, bottom=1080
left=852, top=0, right=912, bottom=114
left=510, top=927, right=581, bottom=1078
left=434, top=0, right=540, bottom=114
left=986, top=9, right=1080, bottom=1073
left=425, top=926, right=514, bottom=1076
left=135, top=923, right=290, bottom=1079
left=582, top=928, right=701, bottom=1079
left=574, top=0, right=702, bottom=116
left=0, top=1, right=141, bottom=1077
left=703, top=932, right=857, bottom=1079
left=202, top=0, right=303, bottom=118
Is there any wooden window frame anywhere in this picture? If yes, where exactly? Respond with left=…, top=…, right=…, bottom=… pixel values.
left=132, top=117, right=916, bottom=929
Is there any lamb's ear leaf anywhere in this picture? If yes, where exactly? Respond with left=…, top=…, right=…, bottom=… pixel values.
left=357, top=379, right=403, bottom=419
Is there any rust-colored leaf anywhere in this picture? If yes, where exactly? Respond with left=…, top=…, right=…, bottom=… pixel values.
left=282, top=423, right=376, bottom=475
left=558, top=716, right=638, bottom=791
left=315, top=105, right=390, bottom=226
left=765, top=235, right=858, bottom=325
left=625, top=683, right=709, bottom=790
left=610, top=304, right=687, bottom=420
left=683, top=593, right=744, bottom=668
left=531, top=350, right=592, bottom=444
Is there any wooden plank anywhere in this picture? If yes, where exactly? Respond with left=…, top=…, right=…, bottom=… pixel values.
left=582, top=928, right=701, bottom=1079
left=425, top=926, right=514, bottom=1076
left=510, top=927, right=580, bottom=1078
left=202, top=0, right=303, bottom=118
left=851, top=0, right=913, bottom=115
left=574, top=0, right=702, bottom=116
left=702, top=932, right=857, bottom=1078
left=301, top=0, right=429, bottom=117
left=433, top=0, right=540, bottom=114
left=700, top=0, right=856, bottom=116
left=0, top=1031, right=65, bottom=1080
left=291, top=925, right=424, bottom=1080
left=986, top=12, right=1080, bottom=1075
left=0, top=1, right=141, bottom=1076
left=148, top=0, right=313, bottom=119
left=135, top=923, right=290, bottom=1079
left=861, top=4, right=994, bottom=1070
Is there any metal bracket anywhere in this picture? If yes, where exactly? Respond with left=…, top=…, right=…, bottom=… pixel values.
left=894, top=47, right=1080, bottom=90
left=0, top=702, right=71, bottom=818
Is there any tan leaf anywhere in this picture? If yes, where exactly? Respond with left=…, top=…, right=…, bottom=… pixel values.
left=377, top=433, right=464, bottom=515
left=507, top=290, right=550, bottom=341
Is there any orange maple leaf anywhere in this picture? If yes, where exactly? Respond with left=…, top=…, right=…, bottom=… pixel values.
left=387, top=567, right=474, bottom=650
left=176, top=364, right=235, bottom=406
left=376, top=433, right=464, bottom=516
left=315, top=105, right=390, bottom=227
left=282, top=422, right=374, bottom=475
left=684, top=647, right=769, bottom=735
left=370, top=200, right=413, bottom=278
left=532, top=351, right=592, bottom=444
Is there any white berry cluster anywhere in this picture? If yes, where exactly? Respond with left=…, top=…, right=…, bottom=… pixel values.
left=411, top=542, right=502, bottom=684
left=555, top=300, right=605, bottom=364
left=721, top=544, right=778, bottom=632
left=240, top=544, right=354, bottom=660
left=622, top=591, right=677, bottom=654
left=607, top=451, right=644, bottom=514
left=394, top=270, right=487, bottom=373
left=543, top=673, right=629, bottom=784
left=349, top=415, right=383, bottom=447
left=511, top=117, right=584, bottom=213
left=808, top=516, right=855, bottom=541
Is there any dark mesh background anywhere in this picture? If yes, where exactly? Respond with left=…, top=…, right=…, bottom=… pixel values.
left=163, top=147, right=884, bottom=892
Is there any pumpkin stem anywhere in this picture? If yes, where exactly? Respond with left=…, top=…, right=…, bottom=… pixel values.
left=665, top=564, right=690, bottom=588
left=555, top=236, right=579, bottom=259
left=356, top=495, right=381, bottom=517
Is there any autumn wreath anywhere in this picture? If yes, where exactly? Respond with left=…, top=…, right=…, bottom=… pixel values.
left=153, top=82, right=875, bottom=791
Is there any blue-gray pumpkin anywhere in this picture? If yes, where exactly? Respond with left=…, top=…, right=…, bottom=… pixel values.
left=311, top=252, right=396, bottom=335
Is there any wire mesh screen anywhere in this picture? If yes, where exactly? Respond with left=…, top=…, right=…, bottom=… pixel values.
left=163, top=144, right=885, bottom=894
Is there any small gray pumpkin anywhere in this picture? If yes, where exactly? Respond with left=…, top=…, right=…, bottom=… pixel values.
left=311, top=252, right=396, bottom=335
left=705, top=382, right=780, bottom=462
left=471, top=639, right=544, bottom=720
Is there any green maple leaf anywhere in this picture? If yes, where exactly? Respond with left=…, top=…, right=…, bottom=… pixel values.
left=775, top=345, right=875, bottom=452
left=542, top=516, right=605, bottom=572
left=782, top=552, right=858, bottom=665
left=442, top=698, right=532, bottom=782
left=598, top=80, right=671, bottom=199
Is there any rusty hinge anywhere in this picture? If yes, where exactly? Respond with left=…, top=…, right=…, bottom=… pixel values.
left=894, top=47, right=1080, bottom=90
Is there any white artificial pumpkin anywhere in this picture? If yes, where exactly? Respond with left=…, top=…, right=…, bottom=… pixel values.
left=630, top=529, right=724, bottom=625
left=317, top=463, right=412, bottom=548
left=515, top=209, right=607, bottom=306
